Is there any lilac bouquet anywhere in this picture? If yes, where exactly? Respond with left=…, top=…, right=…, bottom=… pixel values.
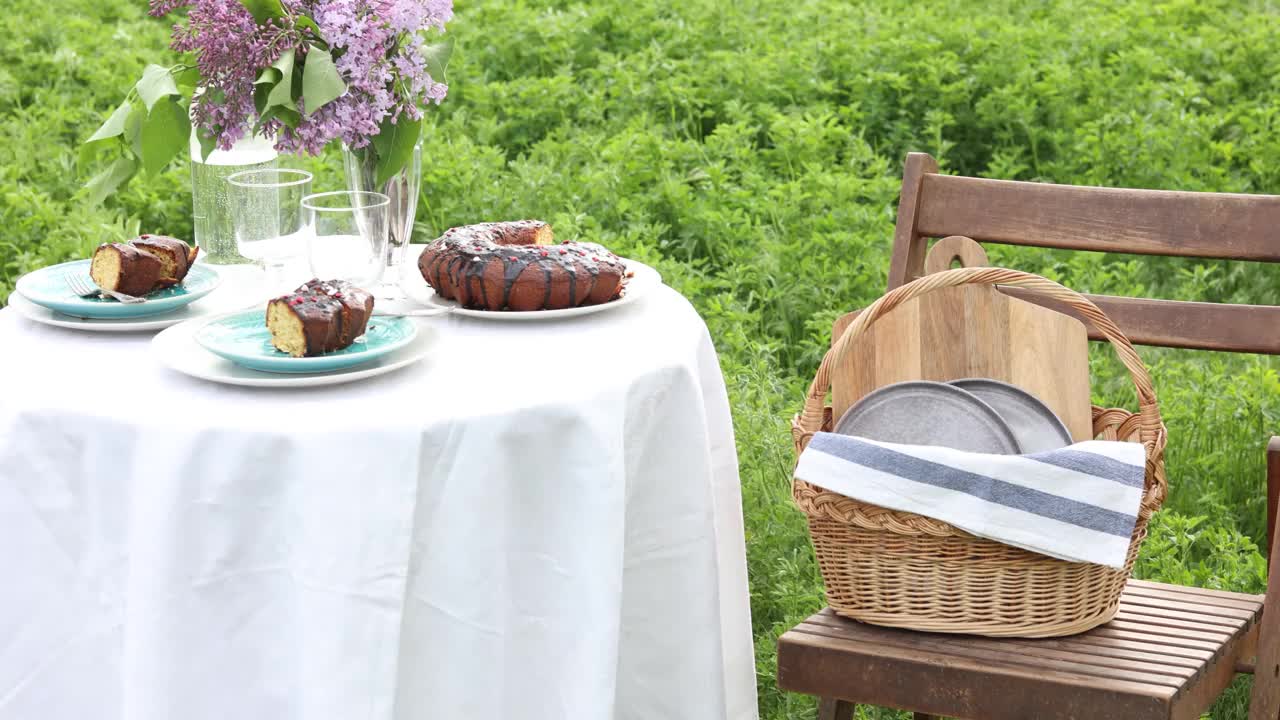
left=82, top=0, right=453, bottom=201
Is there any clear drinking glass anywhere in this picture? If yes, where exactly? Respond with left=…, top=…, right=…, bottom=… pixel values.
left=301, top=191, right=391, bottom=289
left=227, top=168, right=313, bottom=293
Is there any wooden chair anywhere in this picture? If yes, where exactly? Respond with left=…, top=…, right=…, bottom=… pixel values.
left=777, top=152, right=1280, bottom=720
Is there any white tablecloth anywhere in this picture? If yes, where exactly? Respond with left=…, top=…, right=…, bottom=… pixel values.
left=0, top=279, right=756, bottom=720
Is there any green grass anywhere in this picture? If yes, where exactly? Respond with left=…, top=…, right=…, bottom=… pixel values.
left=4, top=1, right=1280, bottom=717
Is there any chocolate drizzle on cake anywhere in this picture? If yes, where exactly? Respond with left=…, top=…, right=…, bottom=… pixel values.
left=417, top=221, right=627, bottom=311
left=89, top=235, right=199, bottom=297
left=266, top=279, right=374, bottom=357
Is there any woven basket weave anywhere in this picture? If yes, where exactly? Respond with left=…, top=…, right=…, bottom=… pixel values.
left=792, top=267, right=1167, bottom=637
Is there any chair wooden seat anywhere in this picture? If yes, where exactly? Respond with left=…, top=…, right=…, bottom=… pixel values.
left=779, top=580, right=1264, bottom=720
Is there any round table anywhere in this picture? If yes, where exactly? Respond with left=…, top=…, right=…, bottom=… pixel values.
left=0, top=274, right=756, bottom=720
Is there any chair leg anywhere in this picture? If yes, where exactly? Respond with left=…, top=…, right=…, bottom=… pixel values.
left=817, top=697, right=855, bottom=720
left=1249, top=439, right=1280, bottom=719
left=815, top=697, right=941, bottom=720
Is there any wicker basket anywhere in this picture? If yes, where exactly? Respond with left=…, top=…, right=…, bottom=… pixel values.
left=792, top=267, right=1168, bottom=637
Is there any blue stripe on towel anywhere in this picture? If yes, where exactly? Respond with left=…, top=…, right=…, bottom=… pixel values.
left=807, top=434, right=1137, bottom=537
left=1023, top=449, right=1145, bottom=488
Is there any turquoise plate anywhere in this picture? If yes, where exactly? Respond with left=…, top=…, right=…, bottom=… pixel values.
left=15, top=259, right=221, bottom=319
left=193, top=310, right=418, bottom=374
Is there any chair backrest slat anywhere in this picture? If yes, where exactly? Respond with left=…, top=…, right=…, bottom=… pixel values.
left=886, top=152, right=1280, bottom=356
left=915, top=174, right=1280, bottom=263
left=1003, top=291, right=1280, bottom=355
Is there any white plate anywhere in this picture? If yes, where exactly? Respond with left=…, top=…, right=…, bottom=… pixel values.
left=415, top=259, right=662, bottom=321
left=8, top=289, right=233, bottom=332
left=152, top=315, right=438, bottom=388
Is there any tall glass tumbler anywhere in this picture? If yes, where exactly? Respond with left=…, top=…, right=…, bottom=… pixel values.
left=301, top=191, right=391, bottom=289
left=227, top=168, right=313, bottom=294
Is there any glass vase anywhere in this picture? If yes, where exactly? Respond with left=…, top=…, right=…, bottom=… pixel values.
left=189, top=130, right=279, bottom=264
left=343, top=141, right=422, bottom=299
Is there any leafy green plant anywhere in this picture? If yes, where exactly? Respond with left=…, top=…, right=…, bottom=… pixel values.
left=78, top=62, right=196, bottom=203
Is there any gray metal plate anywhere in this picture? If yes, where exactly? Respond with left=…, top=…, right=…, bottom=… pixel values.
left=833, top=380, right=1020, bottom=454
left=949, top=378, right=1073, bottom=454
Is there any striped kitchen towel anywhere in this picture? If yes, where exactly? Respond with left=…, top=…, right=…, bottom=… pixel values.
left=794, top=433, right=1149, bottom=568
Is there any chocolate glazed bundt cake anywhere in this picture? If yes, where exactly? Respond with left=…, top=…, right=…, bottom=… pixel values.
left=89, top=234, right=199, bottom=296
left=266, top=279, right=374, bottom=357
left=417, top=221, right=629, bottom=311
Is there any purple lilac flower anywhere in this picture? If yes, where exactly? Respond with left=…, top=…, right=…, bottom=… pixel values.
left=152, top=0, right=452, bottom=154
left=155, top=0, right=300, bottom=150
left=148, top=0, right=191, bottom=16
left=271, top=0, right=451, bottom=154
left=374, top=0, right=453, bottom=33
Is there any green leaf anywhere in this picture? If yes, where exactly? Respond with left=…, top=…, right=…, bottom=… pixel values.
left=135, top=64, right=181, bottom=113
left=140, top=99, right=191, bottom=176
left=85, top=100, right=133, bottom=143
left=302, top=45, right=346, bottom=116
left=254, top=82, right=272, bottom=116
left=253, top=104, right=301, bottom=136
left=79, top=99, right=135, bottom=171
left=124, top=103, right=146, bottom=159
left=421, top=37, right=454, bottom=83
left=254, top=67, right=282, bottom=88
left=295, top=15, right=321, bottom=37
left=84, top=156, right=138, bottom=206
left=78, top=142, right=106, bottom=172
left=196, top=127, right=219, bottom=162
left=174, top=65, right=201, bottom=93
left=270, top=48, right=296, bottom=79
left=254, top=49, right=296, bottom=116
left=266, top=49, right=298, bottom=110
left=371, top=115, right=421, bottom=186
left=235, top=0, right=286, bottom=25
left=273, top=105, right=302, bottom=129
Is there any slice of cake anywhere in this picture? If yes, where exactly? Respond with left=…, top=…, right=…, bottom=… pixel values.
left=89, top=243, right=164, bottom=297
left=87, top=235, right=199, bottom=297
left=265, top=279, right=375, bottom=357
left=132, top=234, right=199, bottom=286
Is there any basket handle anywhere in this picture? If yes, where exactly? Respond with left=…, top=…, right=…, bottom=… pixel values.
left=799, top=266, right=1165, bottom=452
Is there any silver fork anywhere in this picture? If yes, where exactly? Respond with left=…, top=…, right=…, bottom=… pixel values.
left=65, top=272, right=147, bottom=304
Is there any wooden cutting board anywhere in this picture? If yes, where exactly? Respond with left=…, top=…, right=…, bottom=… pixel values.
left=830, top=236, right=1093, bottom=442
